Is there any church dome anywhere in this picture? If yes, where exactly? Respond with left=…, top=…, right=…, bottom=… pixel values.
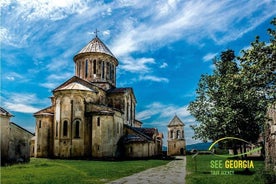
left=73, top=35, right=118, bottom=90
left=74, top=36, right=117, bottom=63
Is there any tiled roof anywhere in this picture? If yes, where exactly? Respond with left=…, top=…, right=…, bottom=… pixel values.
left=34, top=106, right=54, bottom=116
left=123, top=134, right=148, bottom=144
left=58, top=82, right=94, bottom=91
left=168, top=115, right=184, bottom=127
left=107, top=87, right=137, bottom=102
left=0, top=107, right=13, bottom=117
left=10, top=122, right=34, bottom=136
left=124, top=125, right=154, bottom=141
left=53, top=76, right=99, bottom=93
left=75, top=36, right=116, bottom=58
left=107, top=87, right=133, bottom=93
left=132, top=127, right=157, bottom=138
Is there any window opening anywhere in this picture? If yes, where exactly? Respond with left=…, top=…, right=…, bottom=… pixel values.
left=93, top=60, right=96, bottom=74
left=97, top=117, right=100, bottom=126
left=63, top=120, right=68, bottom=137
left=75, top=120, right=80, bottom=138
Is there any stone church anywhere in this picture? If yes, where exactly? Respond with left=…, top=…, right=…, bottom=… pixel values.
left=167, top=115, right=186, bottom=156
left=33, top=35, right=163, bottom=159
left=1, top=107, right=34, bottom=165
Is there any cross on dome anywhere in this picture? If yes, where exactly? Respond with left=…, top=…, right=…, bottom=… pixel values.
left=94, top=29, right=99, bottom=37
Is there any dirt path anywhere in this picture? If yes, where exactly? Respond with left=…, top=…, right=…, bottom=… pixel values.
left=108, top=156, right=186, bottom=184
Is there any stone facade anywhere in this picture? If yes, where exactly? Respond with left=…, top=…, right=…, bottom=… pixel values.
left=265, top=104, right=276, bottom=171
left=167, top=115, right=186, bottom=156
left=33, top=36, right=162, bottom=159
left=1, top=107, right=34, bottom=165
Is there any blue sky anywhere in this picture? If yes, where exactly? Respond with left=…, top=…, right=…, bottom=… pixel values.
left=1, top=0, right=276, bottom=145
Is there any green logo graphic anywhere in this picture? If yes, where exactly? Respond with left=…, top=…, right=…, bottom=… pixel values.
left=208, top=137, right=262, bottom=158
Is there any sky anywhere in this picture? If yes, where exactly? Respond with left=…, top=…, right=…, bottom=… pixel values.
left=1, top=0, right=276, bottom=146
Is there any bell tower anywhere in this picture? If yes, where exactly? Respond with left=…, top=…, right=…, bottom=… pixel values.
left=167, top=115, right=186, bottom=156
left=73, top=35, right=118, bottom=90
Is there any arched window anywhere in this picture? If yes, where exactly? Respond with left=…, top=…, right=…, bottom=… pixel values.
left=102, top=61, right=105, bottom=79
left=90, top=60, right=92, bottom=77
left=110, top=64, right=114, bottom=81
left=176, top=130, right=180, bottom=139
left=56, top=121, right=58, bottom=137
left=97, top=117, right=100, bottom=126
left=182, top=130, right=184, bottom=139
left=106, top=62, right=110, bottom=79
left=74, top=120, right=80, bottom=138
left=170, top=130, right=173, bottom=138
left=78, top=62, right=81, bottom=77
left=85, top=59, right=88, bottom=78
left=93, top=60, right=96, bottom=75
left=63, top=120, right=68, bottom=137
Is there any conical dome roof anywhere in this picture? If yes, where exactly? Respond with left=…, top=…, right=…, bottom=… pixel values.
left=74, top=36, right=116, bottom=59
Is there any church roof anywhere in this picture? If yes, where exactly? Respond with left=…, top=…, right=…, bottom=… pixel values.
left=10, top=122, right=34, bottom=136
left=34, top=106, right=54, bottom=116
left=132, top=127, right=157, bottom=138
left=0, top=106, right=13, bottom=117
left=74, top=36, right=116, bottom=59
left=168, top=115, right=184, bottom=127
left=122, top=134, right=149, bottom=144
left=107, top=87, right=137, bottom=102
left=53, top=76, right=99, bottom=93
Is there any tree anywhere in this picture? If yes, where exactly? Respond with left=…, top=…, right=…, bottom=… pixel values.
left=188, top=18, right=276, bottom=154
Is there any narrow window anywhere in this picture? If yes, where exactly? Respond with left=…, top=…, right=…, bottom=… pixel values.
left=97, top=117, right=100, bottom=126
left=75, top=120, right=80, bottom=138
left=106, top=62, right=110, bottom=79
left=63, top=120, right=68, bottom=137
left=93, top=60, right=96, bottom=74
left=126, top=103, right=129, bottom=121
left=177, top=130, right=180, bottom=139
left=78, top=62, right=81, bottom=77
left=56, top=122, right=58, bottom=137
left=170, top=130, right=173, bottom=138
left=109, top=63, right=111, bottom=80
left=102, top=61, right=105, bottom=79
left=110, top=64, right=113, bottom=81
left=85, top=59, right=88, bottom=78
left=90, top=60, right=92, bottom=77
left=38, top=120, right=41, bottom=128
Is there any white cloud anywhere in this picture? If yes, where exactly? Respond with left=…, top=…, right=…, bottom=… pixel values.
left=120, top=57, right=155, bottom=73
left=4, top=72, right=25, bottom=81
left=203, top=53, right=217, bottom=62
left=39, top=82, right=59, bottom=89
left=136, top=102, right=190, bottom=121
left=103, top=30, right=110, bottom=36
left=111, top=0, right=276, bottom=57
left=2, top=93, right=45, bottom=113
left=4, top=102, right=40, bottom=113
left=14, top=0, right=90, bottom=21
left=139, top=75, right=169, bottom=83
left=160, top=62, right=168, bottom=69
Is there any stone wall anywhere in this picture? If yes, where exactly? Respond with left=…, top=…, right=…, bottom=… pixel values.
left=265, top=105, right=276, bottom=171
left=1, top=121, right=33, bottom=165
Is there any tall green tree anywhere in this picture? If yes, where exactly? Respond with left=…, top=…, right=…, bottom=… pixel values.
left=188, top=18, right=276, bottom=149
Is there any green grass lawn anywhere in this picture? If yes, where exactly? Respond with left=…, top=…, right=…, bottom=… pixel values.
left=1, top=158, right=170, bottom=184
left=186, top=154, right=266, bottom=184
